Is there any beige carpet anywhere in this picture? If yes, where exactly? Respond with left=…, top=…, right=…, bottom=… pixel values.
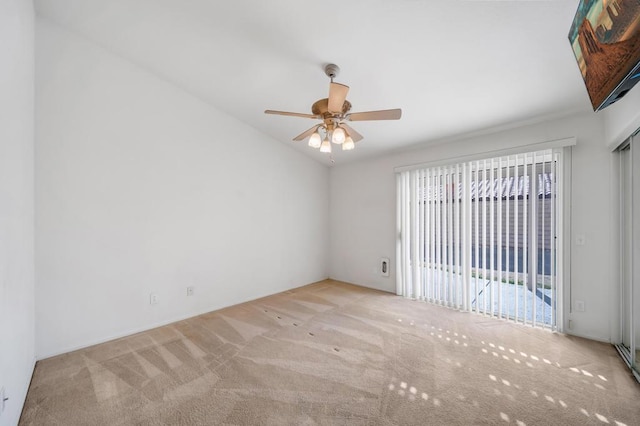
left=20, top=280, right=640, bottom=425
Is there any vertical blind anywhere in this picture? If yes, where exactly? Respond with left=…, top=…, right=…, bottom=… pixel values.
left=396, top=149, right=560, bottom=329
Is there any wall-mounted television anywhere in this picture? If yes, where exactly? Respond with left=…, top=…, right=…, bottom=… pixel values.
left=568, top=0, right=640, bottom=111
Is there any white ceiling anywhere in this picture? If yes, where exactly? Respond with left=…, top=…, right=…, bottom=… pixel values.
left=35, top=0, right=591, bottom=165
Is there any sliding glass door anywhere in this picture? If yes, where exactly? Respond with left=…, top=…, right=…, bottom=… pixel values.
left=396, top=148, right=563, bottom=330
left=617, top=133, right=640, bottom=380
left=620, top=144, right=633, bottom=362
left=468, top=154, right=558, bottom=327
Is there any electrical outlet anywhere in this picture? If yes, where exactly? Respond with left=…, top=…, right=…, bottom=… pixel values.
left=150, top=293, right=159, bottom=305
left=186, top=286, right=194, bottom=296
left=381, top=258, right=390, bottom=277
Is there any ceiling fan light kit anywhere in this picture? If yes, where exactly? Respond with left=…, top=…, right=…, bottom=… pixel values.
left=332, top=126, right=346, bottom=144
left=308, top=132, right=322, bottom=148
left=320, top=135, right=332, bottom=153
left=265, top=64, right=402, bottom=156
left=342, top=136, right=355, bottom=151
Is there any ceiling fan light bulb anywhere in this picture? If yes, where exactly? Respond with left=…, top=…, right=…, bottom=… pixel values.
left=308, top=132, right=322, bottom=148
left=320, top=138, right=332, bottom=153
left=342, top=136, right=355, bottom=151
left=332, top=127, right=346, bottom=144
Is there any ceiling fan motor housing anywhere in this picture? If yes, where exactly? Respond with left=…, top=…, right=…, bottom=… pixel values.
left=311, top=98, right=352, bottom=118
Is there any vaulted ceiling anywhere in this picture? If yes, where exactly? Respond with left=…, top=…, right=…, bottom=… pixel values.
left=35, top=0, right=591, bottom=165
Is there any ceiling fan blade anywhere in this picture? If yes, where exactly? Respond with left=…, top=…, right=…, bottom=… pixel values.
left=346, top=108, right=402, bottom=121
left=265, top=110, right=320, bottom=119
left=293, top=125, right=321, bottom=141
left=328, top=82, right=349, bottom=113
left=340, top=123, right=364, bottom=142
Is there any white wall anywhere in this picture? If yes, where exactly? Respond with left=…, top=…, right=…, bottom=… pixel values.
left=329, top=113, right=615, bottom=342
left=603, top=85, right=640, bottom=149
left=35, top=19, right=329, bottom=359
left=0, top=1, right=35, bottom=425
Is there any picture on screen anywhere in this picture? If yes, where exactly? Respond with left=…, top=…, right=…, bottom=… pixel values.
left=568, top=0, right=640, bottom=110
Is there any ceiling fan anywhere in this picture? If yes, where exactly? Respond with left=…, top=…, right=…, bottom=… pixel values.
left=265, top=64, right=402, bottom=154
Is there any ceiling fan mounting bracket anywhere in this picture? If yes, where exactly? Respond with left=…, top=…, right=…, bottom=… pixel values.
left=324, top=63, right=340, bottom=80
